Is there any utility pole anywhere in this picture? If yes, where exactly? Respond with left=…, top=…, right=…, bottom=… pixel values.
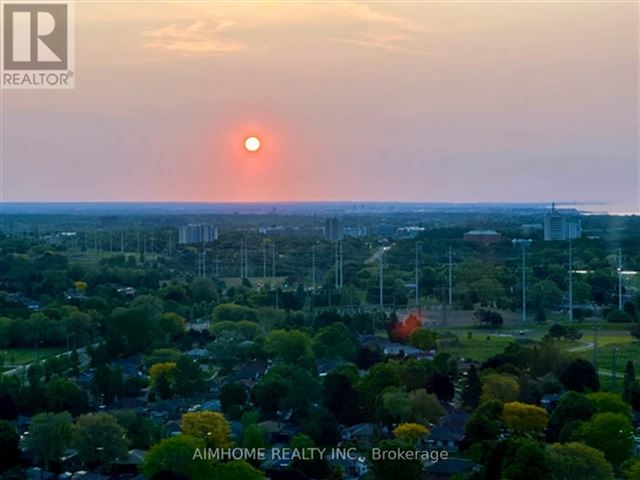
left=612, top=347, right=619, bottom=386
left=271, top=243, right=276, bottom=289
left=521, top=244, right=526, bottom=322
left=592, top=319, right=599, bottom=371
left=512, top=239, right=532, bottom=322
left=262, top=241, right=267, bottom=280
left=120, top=231, right=124, bottom=253
left=214, top=249, right=220, bottom=277
left=618, top=248, right=623, bottom=310
left=201, top=238, right=206, bottom=278
left=339, top=240, right=343, bottom=289
left=448, top=246, right=453, bottom=306
left=415, top=241, right=420, bottom=312
left=379, top=248, right=384, bottom=309
left=312, top=243, right=317, bottom=293
left=335, top=241, right=339, bottom=290
left=240, top=239, right=244, bottom=278
left=334, top=240, right=344, bottom=290
left=568, top=241, right=573, bottom=321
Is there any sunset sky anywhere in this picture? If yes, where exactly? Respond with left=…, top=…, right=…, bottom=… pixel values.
left=2, top=1, right=638, bottom=206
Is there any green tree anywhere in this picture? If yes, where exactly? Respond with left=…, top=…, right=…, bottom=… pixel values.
left=502, top=439, right=550, bottom=480
left=370, top=439, right=422, bottom=480
left=181, top=411, right=231, bottom=448
left=621, top=458, right=640, bottom=480
left=357, top=362, right=402, bottom=413
left=407, top=389, right=445, bottom=424
left=502, top=401, right=549, bottom=435
left=241, top=424, right=267, bottom=450
left=0, top=420, right=20, bottom=472
left=220, top=383, right=247, bottom=413
left=622, top=360, right=640, bottom=408
left=571, top=412, right=634, bottom=466
left=549, top=391, right=596, bottom=436
left=149, top=362, right=176, bottom=399
left=408, top=328, right=437, bottom=350
left=91, top=364, right=124, bottom=405
left=265, top=329, right=313, bottom=363
left=301, top=406, right=340, bottom=446
left=313, top=323, right=356, bottom=360
left=174, top=355, right=205, bottom=396
left=25, top=412, right=73, bottom=469
left=73, top=412, right=128, bottom=467
left=481, top=373, right=520, bottom=404
left=461, top=364, right=481, bottom=409
left=322, top=372, right=362, bottom=425
left=141, top=435, right=215, bottom=480
left=111, top=410, right=160, bottom=450
left=547, top=442, right=614, bottom=480
left=531, top=280, right=563, bottom=309
left=46, top=378, right=88, bottom=414
left=586, top=392, right=632, bottom=418
left=212, top=303, right=258, bottom=322
left=214, top=460, right=266, bottom=480
left=253, top=363, right=320, bottom=416
left=288, top=434, right=328, bottom=479
left=560, top=359, right=599, bottom=392
left=157, top=312, right=186, bottom=340
left=393, top=423, right=429, bottom=444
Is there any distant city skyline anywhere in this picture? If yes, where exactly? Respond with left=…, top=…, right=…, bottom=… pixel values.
left=1, top=2, right=638, bottom=207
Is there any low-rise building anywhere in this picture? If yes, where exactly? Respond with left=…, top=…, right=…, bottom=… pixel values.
left=464, top=230, right=502, bottom=244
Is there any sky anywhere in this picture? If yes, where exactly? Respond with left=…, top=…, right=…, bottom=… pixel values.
left=1, top=1, right=639, bottom=208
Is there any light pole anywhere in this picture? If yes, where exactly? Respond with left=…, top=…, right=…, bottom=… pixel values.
left=512, top=239, right=532, bottom=323
left=618, top=248, right=623, bottom=310
left=379, top=248, right=384, bottom=309
left=448, top=245, right=453, bottom=306
left=612, top=347, right=619, bottom=386
left=568, top=241, right=573, bottom=321
left=96, top=446, right=104, bottom=479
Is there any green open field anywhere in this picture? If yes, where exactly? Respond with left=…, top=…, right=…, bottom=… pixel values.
left=438, top=321, right=637, bottom=365
left=437, top=333, right=517, bottom=362
left=1, top=347, right=66, bottom=369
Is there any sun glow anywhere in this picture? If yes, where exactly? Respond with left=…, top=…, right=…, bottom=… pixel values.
left=244, top=136, right=261, bottom=152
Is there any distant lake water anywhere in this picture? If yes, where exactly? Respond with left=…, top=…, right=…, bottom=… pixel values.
left=575, top=203, right=639, bottom=216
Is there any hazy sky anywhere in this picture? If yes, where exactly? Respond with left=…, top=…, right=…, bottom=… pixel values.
left=2, top=1, right=638, bottom=206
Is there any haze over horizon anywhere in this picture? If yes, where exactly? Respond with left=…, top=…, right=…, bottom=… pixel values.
left=1, top=2, right=638, bottom=206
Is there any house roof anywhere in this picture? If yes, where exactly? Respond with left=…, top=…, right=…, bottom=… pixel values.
left=342, top=423, right=376, bottom=437
left=426, top=458, right=475, bottom=475
left=186, top=348, right=210, bottom=358
left=429, top=426, right=464, bottom=443
left=258, top=420, right=283, bottom=434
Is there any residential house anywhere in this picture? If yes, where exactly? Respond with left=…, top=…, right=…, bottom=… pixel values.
left=425, top=458, right=475, bottom=479
left=427, top=426, right=465, bottom=453
left=340, top=423, right=378, bottom=447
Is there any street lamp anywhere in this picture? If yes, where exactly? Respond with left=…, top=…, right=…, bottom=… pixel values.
left=96, top=446, right=104, bottom=479
left=512, top=239, right=532, bottom=323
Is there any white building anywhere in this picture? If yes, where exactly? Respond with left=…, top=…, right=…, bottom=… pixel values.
left=544, top=204, right=581, bottom=241
left=178, top=224, right=218, bottom=244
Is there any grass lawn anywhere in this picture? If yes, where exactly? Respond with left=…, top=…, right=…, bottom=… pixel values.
left=437, top=334, right=517, bottom=362
left=593, top=341, right=640, bottom=371
left=1, top=347, right=67, bottom=368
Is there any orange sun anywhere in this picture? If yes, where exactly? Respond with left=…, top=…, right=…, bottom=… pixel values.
left=244, top=136, right=261, bottom=152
